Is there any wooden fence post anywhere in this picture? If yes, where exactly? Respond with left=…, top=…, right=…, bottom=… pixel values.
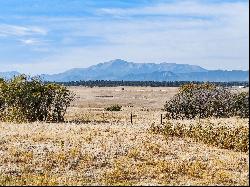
left=131, top=112, right=133, bottom=124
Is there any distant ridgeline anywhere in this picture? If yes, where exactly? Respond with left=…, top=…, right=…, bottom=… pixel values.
left=50, top=80, right=249, bottom=87
left=1, top=59, right=249, bottom=83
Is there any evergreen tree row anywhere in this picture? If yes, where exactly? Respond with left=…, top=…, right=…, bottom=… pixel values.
left=47, top=80, right=249, bottom=88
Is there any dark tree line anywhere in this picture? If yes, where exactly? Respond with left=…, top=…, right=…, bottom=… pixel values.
left=45, top=80, right=249, bottom=88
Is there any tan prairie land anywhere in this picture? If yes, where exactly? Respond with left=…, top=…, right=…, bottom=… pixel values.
left=0, top=86, right=249, bottom=186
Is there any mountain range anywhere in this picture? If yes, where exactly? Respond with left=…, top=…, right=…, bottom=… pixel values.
left=0, top=59, right=249, bottom=82
left=0, top=71, right=21, bottom=80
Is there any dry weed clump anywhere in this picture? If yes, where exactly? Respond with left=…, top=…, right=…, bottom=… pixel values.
left=151, top=119, right=249, bottom=152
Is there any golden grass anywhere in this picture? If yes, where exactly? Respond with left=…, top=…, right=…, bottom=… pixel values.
left=0, top=119, right=249, bottom=186
left=0, top=86, right=249, bottom=186
left=151, top=118, right=249, bottom=152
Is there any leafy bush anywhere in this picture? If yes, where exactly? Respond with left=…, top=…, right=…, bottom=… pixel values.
left=230, top=92, right=249, bottom=118
left=105, top=104, right=122, bottom=111
left=0, top=78, right=5, bottom=114
left=0, top=75, right=75, bottom=123
left=164, top=83, right=249, bottom=119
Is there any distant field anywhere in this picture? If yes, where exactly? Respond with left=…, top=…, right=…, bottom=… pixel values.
left=68, top=86, right=178, bottom=109
left=0, top=86, right=249, bottom=186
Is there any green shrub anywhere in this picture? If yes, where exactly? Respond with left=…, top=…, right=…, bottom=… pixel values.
left=0, top=78, right=6, bottom=114
left=230, top=91, right=249, bottom=118
left=164, top=83, right=248, bottom=119
left=0, top=75, right=75, bottom=123
left=105, top=104, right=122, bottom=111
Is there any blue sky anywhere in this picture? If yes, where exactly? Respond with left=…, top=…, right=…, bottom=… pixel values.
left=0, top=0, right=249, bottom=74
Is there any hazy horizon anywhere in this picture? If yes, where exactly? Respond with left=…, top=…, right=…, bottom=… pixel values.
left=1, top=59, right=249, bottom=76
left=0, top=0, right=249, bottom=74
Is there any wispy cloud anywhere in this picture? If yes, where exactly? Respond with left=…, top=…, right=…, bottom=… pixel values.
left=18, top=38, right=51, bottom=46
left=98, top=1, right=248, bottom=18
left=0, top=24, right=47, bottom=37
left=0, top=0, right=248, bottom=74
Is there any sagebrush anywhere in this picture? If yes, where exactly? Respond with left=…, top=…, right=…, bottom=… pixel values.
left=164, top=83, right=249, bottom=119
left=105, top=104, right=122, bottom=111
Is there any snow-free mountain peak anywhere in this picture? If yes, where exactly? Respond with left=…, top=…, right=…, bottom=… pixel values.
left=0, top=59, right=248, bottom=82
left=0, top=71, right=21, bottom=80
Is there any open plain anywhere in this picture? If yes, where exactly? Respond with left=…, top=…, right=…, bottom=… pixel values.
left=0, top=86, right=249, bottom=186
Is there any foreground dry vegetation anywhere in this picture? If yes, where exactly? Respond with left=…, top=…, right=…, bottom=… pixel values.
left=0, top=86, right=249, bottom=186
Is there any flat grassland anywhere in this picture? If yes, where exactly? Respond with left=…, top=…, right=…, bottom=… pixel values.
left=0, top=86, right=249, bottom=186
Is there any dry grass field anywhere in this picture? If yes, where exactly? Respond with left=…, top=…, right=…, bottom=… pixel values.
left=0, top=86, right=249, bottom=186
